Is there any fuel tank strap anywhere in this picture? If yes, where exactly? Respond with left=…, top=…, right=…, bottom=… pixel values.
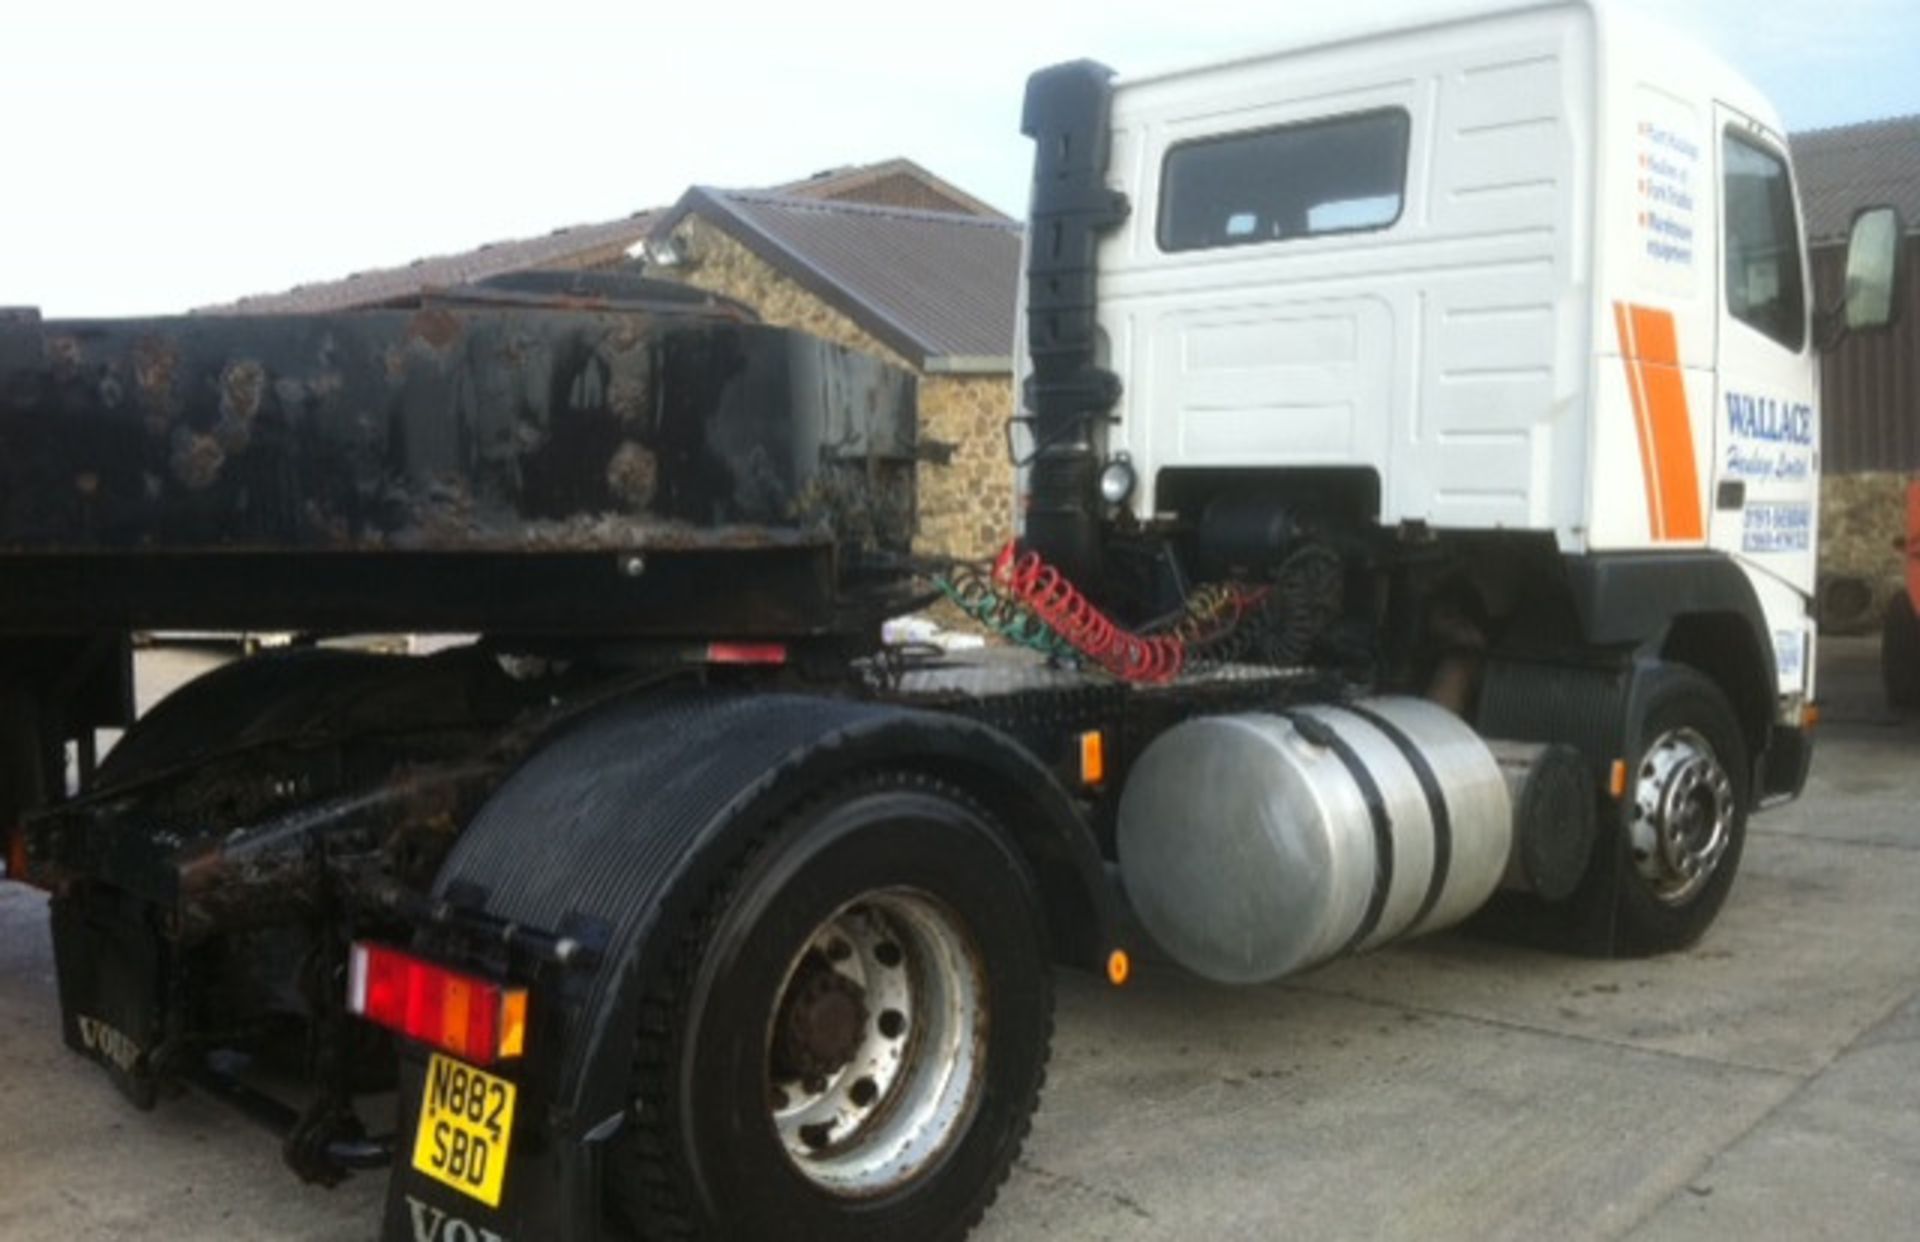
left=1282, top=710, right=1394, bottom=954
left=1343, top=702, right=1454, bottom=932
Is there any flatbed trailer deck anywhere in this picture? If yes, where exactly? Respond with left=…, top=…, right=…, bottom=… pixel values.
left=0, top=281, right=916, bottom=640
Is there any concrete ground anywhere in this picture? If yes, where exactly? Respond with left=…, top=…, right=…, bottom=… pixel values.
left=2, top=639, right=1917, bottom=1240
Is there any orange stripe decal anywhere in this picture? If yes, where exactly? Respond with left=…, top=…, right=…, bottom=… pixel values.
left=1613, top=302, right=1704, bottom=542
left=1614, top=303, right=1666, bottom=538
left=1629, top=306, right=1705, bottom=540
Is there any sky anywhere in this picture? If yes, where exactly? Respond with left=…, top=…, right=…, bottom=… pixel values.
left=2, top=0, right=1914, bottom=317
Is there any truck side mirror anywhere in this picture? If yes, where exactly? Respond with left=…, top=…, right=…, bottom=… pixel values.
left=1824, top=205, right=1906, bottom=346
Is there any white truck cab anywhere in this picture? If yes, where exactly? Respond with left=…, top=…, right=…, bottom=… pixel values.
left=1014, top=0, right=1904, bottom=952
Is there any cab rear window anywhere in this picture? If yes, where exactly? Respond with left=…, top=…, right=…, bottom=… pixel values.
left=1158, top=109, right=1411, bottom=253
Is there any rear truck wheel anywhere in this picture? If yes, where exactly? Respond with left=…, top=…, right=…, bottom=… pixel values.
left=1612, top=665, right=1749, bottom=954
left=611, top=773, right=1053, bottom=1241
left=1883, top=593, right=1920, bottom=709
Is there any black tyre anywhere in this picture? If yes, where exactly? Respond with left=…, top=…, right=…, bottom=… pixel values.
left=1613, top=665, right=1750, bottom=954
left=612, top=773, right=1053, bottom=1241
left=96, top=647, right=391, bottom=785
left=1883, top=593, right=1920, bottom=710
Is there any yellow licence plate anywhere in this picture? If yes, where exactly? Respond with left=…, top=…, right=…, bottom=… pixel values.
left=411, top=1053, right=517, bottom=1207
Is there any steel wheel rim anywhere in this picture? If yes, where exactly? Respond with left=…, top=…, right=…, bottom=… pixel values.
left=1628, top=726, right=1735, bottom=905
left=764, top=888, right=987, bottom=1196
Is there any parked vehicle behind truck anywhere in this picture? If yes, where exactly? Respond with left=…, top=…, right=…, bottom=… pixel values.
left=0, top=2, right=1906, bottom=1239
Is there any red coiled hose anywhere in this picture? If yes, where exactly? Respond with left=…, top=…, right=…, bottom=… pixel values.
left=991, top=542, right=1187, bottom=683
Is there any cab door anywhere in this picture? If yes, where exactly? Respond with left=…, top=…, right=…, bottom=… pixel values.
left=1708, top=107, right=1818, bottom=604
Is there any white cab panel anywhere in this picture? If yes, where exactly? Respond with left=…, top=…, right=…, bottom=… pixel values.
left=1098, top=4, right=1595, bottom=542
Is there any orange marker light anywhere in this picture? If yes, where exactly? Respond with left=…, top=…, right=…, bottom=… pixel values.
left=498, top=989, right=529, bottom=1060
left=1802, top=704, right=1821, bottom=730
left=440, top=977, right=473, bottom=1059
left=1106, top=949, right=1131, bottom=988
left=1078, top=730, right=1106, bottom=787
left=1609, top=759, right=1629, bottom=799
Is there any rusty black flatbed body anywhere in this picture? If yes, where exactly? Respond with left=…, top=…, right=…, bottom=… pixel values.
left=0, top=277, right=919, bottom=640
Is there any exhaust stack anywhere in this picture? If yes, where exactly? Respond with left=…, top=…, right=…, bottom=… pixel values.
left=1018, top=60, right=1129, bottom=584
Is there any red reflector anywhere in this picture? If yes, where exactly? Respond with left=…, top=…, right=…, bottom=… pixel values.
left=704, top=641, right=788, bottom=666
left=347, top=942, right=524, bottom=1065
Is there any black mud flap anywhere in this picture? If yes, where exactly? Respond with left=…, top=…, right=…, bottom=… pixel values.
left=1467, top=655, right=1644, bottom=955
left=49, top=887, right=166, bottom=1108
left=382, top=1039, right=613, bottom=1242
left=1760, top=722, right=1814, bottom=803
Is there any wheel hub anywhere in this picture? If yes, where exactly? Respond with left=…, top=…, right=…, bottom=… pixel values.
left=1628, top=726, right=1735, bottom=905
left=772, top=960, right=869, bottom=1080
left=764, top=890, right=986, bottom=1196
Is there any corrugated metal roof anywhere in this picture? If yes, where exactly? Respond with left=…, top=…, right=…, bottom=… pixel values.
left=775, top=158, right=1010, bottom=220
left=669, top=189, right=1020, bottom=368
left=1791, top=115, right=1920, bottom=245
left=204, top=213, right=660, bottom=314
left=201, top=160, right=1003, bottom=315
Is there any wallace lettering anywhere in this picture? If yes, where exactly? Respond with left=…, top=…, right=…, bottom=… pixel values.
left=1725, top=392, right=1813, bottom=446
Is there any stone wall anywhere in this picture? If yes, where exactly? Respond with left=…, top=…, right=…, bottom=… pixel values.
left=664, top=216, right=908, bottom=370
left=659, top=215, right=1015, bottom=562
left=916, top=374, right=1016, bottom=561
left=1821, top=472, right=1910, bottom=630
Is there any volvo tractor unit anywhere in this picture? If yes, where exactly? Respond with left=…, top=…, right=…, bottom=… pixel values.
left=0, top=2, right=1904, bottom=1239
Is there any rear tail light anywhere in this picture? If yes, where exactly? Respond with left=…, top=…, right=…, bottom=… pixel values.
left=346, top=941, right=527, bottom=1066
left=704, top=641, right=788, bottom=666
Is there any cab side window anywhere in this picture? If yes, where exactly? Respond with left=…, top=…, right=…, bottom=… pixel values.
left=1159, top=109, right=1410, bottom=253
left=1722, top=132, right=1806, bottom=351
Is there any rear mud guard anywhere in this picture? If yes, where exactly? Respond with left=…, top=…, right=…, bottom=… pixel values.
left=381, top=691, right=1116, bottom=1241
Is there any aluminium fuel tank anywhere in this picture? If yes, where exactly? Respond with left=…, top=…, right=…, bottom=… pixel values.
left=1116, top=697, right=1511, bottom=985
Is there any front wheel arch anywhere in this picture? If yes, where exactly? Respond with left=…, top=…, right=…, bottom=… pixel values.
left=1660, top=611, right=1774, bottom=779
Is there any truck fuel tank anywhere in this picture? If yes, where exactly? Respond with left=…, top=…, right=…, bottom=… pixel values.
left=1116, top=698, right=1514, bottom=984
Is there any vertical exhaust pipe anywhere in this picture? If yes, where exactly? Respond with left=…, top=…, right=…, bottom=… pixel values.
left=1019, top=61, right=1129, bottom=584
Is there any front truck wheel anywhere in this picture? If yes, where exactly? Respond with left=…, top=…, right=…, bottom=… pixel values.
left=1612, top=665, right=1750, bottom=954
left=1883, top=593, right=1920, bottom=709
left=612, top=774, right=1054, bottom=1241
